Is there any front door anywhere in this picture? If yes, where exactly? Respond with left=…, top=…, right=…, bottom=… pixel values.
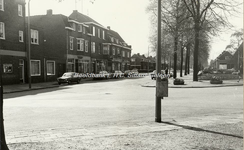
left=19, top=59, right=25, bottom=83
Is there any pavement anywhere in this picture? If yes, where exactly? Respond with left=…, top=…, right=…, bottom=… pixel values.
left=141, top=73, right=243, bottom=88
left=2, top=73, right=243, bottom=94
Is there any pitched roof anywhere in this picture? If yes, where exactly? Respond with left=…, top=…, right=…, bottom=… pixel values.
left=69, top=10, right=103, bottom=26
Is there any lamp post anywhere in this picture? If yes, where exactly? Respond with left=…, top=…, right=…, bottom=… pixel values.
left=155, top=0, right=162, bottom=122
left=27, top=0, right=31, bottom=89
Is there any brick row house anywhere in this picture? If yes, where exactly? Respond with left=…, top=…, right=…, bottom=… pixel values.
left=0, top=0, right=132, bottom=85
left=0, top=0, right=26, bottom=85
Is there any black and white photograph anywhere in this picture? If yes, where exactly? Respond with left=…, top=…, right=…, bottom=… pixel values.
left=0, top=0, right=243, bottom=149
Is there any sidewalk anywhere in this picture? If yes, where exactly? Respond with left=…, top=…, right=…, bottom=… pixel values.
left=141, top=73, right=243, bottom=88
left=2, top=74, right=243, bottom=94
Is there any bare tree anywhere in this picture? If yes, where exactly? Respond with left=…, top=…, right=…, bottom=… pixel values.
left=182, top=0, right=242, bottom=81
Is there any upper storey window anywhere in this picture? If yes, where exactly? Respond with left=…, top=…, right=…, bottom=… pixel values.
left=0, top=0, right=4, bottom=11
left=0, top=22, right=5, bottom=39
left=18, top=4, right=23, bottom=17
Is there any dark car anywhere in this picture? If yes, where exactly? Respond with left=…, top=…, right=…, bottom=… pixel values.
left=57, top=72, right=81, bottom=85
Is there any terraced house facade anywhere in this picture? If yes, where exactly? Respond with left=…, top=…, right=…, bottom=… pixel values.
left=0, top=0, right=132, bottom=85
left=0, top=0, right=26, bottom=85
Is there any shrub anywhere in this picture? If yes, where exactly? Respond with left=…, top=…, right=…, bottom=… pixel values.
left=173, top=78, right=184, bottom=85
left=210, top=76, right=223, bottom=84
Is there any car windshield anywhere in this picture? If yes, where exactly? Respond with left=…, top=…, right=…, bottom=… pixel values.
left=62, top=73, right=73, bottom=77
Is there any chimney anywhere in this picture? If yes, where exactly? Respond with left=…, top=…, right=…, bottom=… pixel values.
left=107, top=26, right=111, bottom=30
left=47, top=9, right=53, bottom=15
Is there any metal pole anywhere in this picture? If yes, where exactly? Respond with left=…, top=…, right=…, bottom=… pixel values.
left=148, top=46, right=149, bottom=75
left=155, top=0, right=162, bottom=122
left=27, top=0, right=31, bottom=89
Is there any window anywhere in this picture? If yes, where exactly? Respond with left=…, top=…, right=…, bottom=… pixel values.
left=122, top=51, right=125, bottom=57
left=112, top=47, right=115, bottom=55
left=118, top=63, right=120, bottom=70
left=98, top=43, right=101, bottom=54
left=77, top=38, right=84, bottom=51
left=19, top=30, right=23, bottom=42
left=131, top=58, right=135, bottom=62
left=83, top=26, right=86, bottom=34
left=117, top=48, right=120, bottom=55
left=111, top=37, right=114, bottom=42
left=31, top=60, right=41, bottom=76
left=98, top=28, right=100, bottom=38
left=78, top=25, right=82, bottom=32
left=67, top=59, right=74, bottom=72
left=92, top=26, right=95, bottom=36
left=18, top=5, right=23, bottom=16
left=91, top=42, right=95, bottom=53
left=0, top=22, right=5, bottom=39
left=31, top=29, right=39, bottom=44
left=0, top=0, right=4, bottom=11
left=70, top=36, right=74, bottom=50
left=46, top=61, right=55, bottom=75
left=102, top=30, right=105, bottom=40
left=103, top=45, right=109, bottom=55
left=225, top=56, right=230, bottom=60
left=127, top=52, right=130, bottom=58
left=85, top=40, right=88, bottom=52
left=116, top=39, right=119, bottom=44
left=112, top=63, right=115, bottom=71
left=3, top=64, right=13, bottom=73
left=71, top=23, right=76, bottom=31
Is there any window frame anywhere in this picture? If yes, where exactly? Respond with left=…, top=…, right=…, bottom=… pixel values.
left=3, top=64, right=13, bottom=73
left=18, top=4, right=23, bottom=17
left=102, top=30, right=105, bottom=40
left=112, top=47, right=115, bottom=55
left=19, top=30, right=24, bottom=42
left=78, top=24, right=82, bottom=32
left=31, top=29, right=39, bottom=44
left=91, top=42, right=95, bottom=53
left=0, top=0, right=4, bottom=11
left=0, top=22, right=5, bottom=39
left=46, top=60, right=55, bottom=75
left=30, top=60, right=41, bottom=76
left=77, top=38, right=84, bottom=51
left=92, top=26, right=95, bottom=36
left=70, top=36, right=74, bottom=50
left=85, top=40, right=88, bottom=52
left=98, top=28, right=100, bottom=38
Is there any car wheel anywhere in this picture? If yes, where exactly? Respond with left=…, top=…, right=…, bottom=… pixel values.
left=77, top=80, right=80, bottom=84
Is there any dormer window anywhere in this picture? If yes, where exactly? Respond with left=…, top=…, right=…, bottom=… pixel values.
left=71, top=23, right=76, bottom=31
left=78, top=24, right=82, bottom=32
left=92, top=26, right=95, bottom=36
left=111, top=37, right=114, bottom=42
left=116, top=39, right=119, bottom=44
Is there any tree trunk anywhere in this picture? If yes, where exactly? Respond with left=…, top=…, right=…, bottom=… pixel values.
left=180, top=43, right=183, bottom=77
left=184, top=44, right=189, bottom=75
left=187, top=47, right=190, bottom=74
left=193, top=23, right=200, bottom=81
left=0, top=57, right=9, bottom=150
left=173, top=36, right=178, bottom=79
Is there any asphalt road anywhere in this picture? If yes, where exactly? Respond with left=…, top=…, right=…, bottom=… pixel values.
left=3, top=76, right=243, bottom=134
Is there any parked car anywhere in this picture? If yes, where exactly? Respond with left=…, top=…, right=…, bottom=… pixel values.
left=110, top=70, right=124, bottom=78
left=124, top=70, right=132, bottom=77
left=131, top=69, right=139, bottom=75
left=151, top=70, right=166, bottom=80
left=93, top=71, right=110, bottom=79
left=57, top=72, right=81, bottom=85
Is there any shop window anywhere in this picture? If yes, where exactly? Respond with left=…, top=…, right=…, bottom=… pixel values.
left=3, top=64, right=13, bottom=73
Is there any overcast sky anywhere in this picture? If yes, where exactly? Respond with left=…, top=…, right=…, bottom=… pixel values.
left=30, top=0, right=243, bottom=62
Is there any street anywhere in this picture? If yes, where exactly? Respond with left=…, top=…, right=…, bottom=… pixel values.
left=3, top=76, right=243, bottom=149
